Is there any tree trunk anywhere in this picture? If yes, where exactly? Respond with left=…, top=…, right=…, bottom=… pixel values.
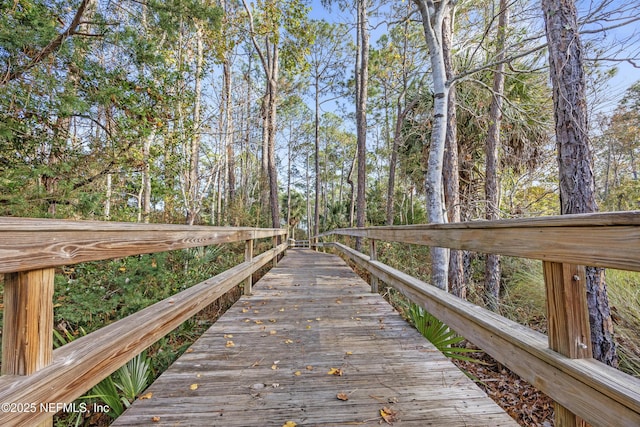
left=484, top=0, right=509, bottom=310
left=186, top=23, right=204, bottom=225
left=413, top=0, right=452, bottom=291
left=355, top=0, right=369, bottom=250
left=542, top=0, right=617, bottom=367
left=442, top=8, right=464, bottom=298
left=314, top=73, right=321, bottom=237
left=266, top=46, right=280, bottom=228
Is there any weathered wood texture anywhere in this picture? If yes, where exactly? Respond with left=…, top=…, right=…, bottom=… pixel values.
left=320, top=211, right=640, bottom=271
left=0, top=243, right=287, bottom=426
left=327, top=242, right=640, bottom=427
left=544, top=262, right=592, bottom=427
left=0, top=217, right=286, bottom=273
left=2, top=269, right=55, bottom=427
left=113, top=249, right=517, bottom=427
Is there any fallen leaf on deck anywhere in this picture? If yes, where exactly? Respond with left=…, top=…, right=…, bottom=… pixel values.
left=335, top=299, right=342, bottom=304
left=269, top=318, right=277, bottom=323
left=151, top=416, right=160, bottom=422
left=139, top=392, right=153, bottom=400
left=306, top=325, right=312, bottom=329
left=380, top=406, right=398, bottom=424
left=327, top=367, right=343, bottom=376
left=190, top=384, right=198, bottom=390
left=269, top=330, right=277, bottom=335
left=255, top=320, right=263, bottom=325
left=225, top=340, right=235, bottom=347
left=271, top=364, right=279, bottom=370
left=279, top=308, right=285, bottom=312
left=306, top=365, right=313, bottom=370
left=282, top=421, right=297, bottom=427
left=284, top=339, right=293, bottom=344
left=224, top=334, right=233, bottom=338
left=242, top=308, right=249, bottom=313
left=185, top=348, right=194, bottom=353
left=336, top=392, right=349, bottom=401
left=294, top=371, right=301, bottom=376
left=345, top=351, right=353, bottom=356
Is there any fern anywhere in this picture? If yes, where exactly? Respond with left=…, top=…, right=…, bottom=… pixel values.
left=408, top=304, right=482, bottom=363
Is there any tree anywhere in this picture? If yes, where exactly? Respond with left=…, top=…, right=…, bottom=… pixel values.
left=484, top=0, right=509, bottom=310
left=412, top=0, right=455, bottom=290
left=542, top=0, right=617, bottom=366
left=308, top=20, right=350, bottom=240
left=355, top=0, right=370, bottom=249
left=241, top=0, right=312, bottom=228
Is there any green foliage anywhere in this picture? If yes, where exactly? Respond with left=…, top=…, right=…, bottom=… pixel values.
left=86, top=352, right=151, bottom=418
left=408, top=304, right=480, bottom=362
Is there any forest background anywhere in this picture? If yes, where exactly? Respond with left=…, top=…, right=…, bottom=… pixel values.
left=1, top=0, right=640, bottom=424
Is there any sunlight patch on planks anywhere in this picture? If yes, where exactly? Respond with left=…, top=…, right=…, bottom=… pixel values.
left=113, top=249, right=517, bottom=427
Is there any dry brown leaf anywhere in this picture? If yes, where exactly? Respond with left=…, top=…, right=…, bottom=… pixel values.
left=269, top=330, right=277, bottom=335
left=336, top=392, right=349, bottom=401
left=282, top=422, right=297, bottom=427
left=241, top=308, right=249, bottom=313
left=306, top=365, right=313, bottom=371
left=190, top=383, right=198, bottom=390
left=284, top=339, right=293, bottom=344
left=380, top=406, right=398, bottom=424
left=345, top=351, right=353, bottom=356
left=151, top=416, right=160, bottom=422
left=185, top=348, right=194, bottom=353
left=255, top=320, right=263, bottom=325
left=327, top=367, right=343, bottom=376
left=223, top=334, right=233, bottom=338
left=225, top=340, right=235, bottom=348
left=294, top=371, right=302, bottom=376
left=139, top=392, right=153, bottom=400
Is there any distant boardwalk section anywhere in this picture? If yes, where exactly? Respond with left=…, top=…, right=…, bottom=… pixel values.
left=113, top=249, right=516, bottom=426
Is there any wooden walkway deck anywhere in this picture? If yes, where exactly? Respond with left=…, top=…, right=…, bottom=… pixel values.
left=113, top=249, right=517, bottom=426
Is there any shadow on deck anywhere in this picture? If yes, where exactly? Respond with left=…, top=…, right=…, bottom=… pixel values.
left=113, top=249, right=516, bottom=427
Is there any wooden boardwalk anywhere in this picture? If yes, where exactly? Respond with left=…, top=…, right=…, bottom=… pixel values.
left=113, top=249, right=517, bottom=426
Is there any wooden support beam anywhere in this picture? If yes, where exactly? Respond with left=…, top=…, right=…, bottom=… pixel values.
left=369, top=239, right=378, bottom=293
left=543, top=261, right=592, bottom=427
left=244, top=240, right=254, bottom=295
left=273, top=236, right=279, bottom=267
left=2, top=268, right=55, bottom=427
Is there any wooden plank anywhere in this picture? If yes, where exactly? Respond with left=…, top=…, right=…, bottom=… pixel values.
left=2, top=269, right=55, bottom=427
left=544, top=262, right=592, bottom=359
left=544, top=262, right=592, bottom=427
left=0, top=218, right=285, bottom=273
left=0, top=243, right=287, bottom=426
left=329, top=242, right=640, bottom=427
left=320, top=211, right=640, bottom=272
left=244, top=239, right=254, bottom=295
left=113, top=249, right=517, bottom=427
left=369, top=239, right=379, bottom=293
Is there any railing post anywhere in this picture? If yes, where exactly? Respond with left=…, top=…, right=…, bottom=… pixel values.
left=244, top=239, right=254, bottom=295
left=273, top=235, right=278, bottom=267
left=369, top=239, right=379, bottom=293
left=543, top=261, right=592, bottom=427
left=2, top=268, right=55, bottom=427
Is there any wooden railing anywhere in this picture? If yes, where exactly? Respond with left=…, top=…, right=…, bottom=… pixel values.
left=0, top=217, right=287, bottom=426
left=287, top=238, right=310, bottom=248
left=317, top=211, right=640, bottom=427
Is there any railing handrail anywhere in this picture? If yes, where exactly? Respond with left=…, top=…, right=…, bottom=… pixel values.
left=0, top=217, right=287, bottom=273
left=318, top=211, right=640, bottom=271
left=0, top=218, right=287, bottom=426
left=317, top=210, right=640, bottom=427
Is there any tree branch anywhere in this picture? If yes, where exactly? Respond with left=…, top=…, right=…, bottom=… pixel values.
left=1, top=0, right=92, bottom=85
